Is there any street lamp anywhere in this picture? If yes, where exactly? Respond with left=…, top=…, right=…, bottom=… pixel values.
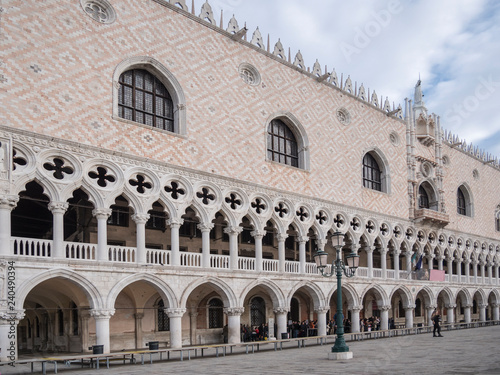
left=314, top=231, right=359, bottom=359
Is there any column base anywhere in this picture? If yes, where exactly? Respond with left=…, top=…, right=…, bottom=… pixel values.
left=328, top=351, right=353, bottom=360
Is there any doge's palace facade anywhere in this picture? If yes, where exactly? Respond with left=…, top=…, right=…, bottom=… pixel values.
left=0, top=0, right=499, bottom=360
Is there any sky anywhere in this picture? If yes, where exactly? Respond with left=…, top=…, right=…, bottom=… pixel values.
left=192, top=0, right=500, bottom=159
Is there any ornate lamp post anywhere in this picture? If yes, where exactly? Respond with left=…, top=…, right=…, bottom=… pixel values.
left=314, top=231, right=359, bottom=359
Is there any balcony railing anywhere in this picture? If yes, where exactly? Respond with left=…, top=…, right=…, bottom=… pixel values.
left=9, top=237, right=499, bottom=285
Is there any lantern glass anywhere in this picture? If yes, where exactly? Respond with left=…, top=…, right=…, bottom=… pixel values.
left=346, top=252, right=360, bottom=269
left=331, top=231, right=344, bottom=248
left=314, top=250, right=328, bottom=270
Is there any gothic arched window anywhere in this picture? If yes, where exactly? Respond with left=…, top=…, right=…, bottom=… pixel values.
left=363, top=153, right=382, bottom=191
left=250, top=297, right=266, bottom=326
left=457, top=187, right=466, bottom=216
left=118, top=69, right=174, bottom=132
left=208, top=298, right=224, bottom=329
left=419, top=185, right=429, bottom=209
left=267, top=119, right=298, bottom=167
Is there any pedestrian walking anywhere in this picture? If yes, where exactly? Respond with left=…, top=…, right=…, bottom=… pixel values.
left=432, top=309, right=443, bottom=337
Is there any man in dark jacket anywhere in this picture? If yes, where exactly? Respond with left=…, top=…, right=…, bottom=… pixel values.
left=432, top=309, right=443, bottom=337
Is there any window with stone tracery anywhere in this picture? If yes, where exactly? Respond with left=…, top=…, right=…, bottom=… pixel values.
left=457, top=185, right=473, bottom=217
left=118, top=69, right=174, bottom=132
left=157, top=299, right=170, bottom=332
left=208, top=298, right=224, bottom=329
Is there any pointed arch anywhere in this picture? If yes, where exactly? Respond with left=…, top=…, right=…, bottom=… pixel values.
left=180, top=276, right=238, bottom=308
left=362, top=147, right=391, bottom=194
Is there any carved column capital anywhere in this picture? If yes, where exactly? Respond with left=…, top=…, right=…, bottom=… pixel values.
left=90, top=309, right=115, bottom=319
left=197, top=223, right=214, bottom=232
left=93, top=208, right=112, bottom=219
left=0, top=195, right=19, bottom=210
left=223, top=226, right=243, bottom=235
left=273, top=307, right=289, bottom=315
left=276, top=233, right=288, bottom=242
left=380, top=305, right=392, bottom=312
left=251, top=229, right=266, bottom=238
left=167, top=218, right=184, bottom=228
left=296, top=236, right=309, bottom=244
left=166, top=308, right=186, bottom=318
left=0, top=310, right=25, bottom=322
left=445, top=304, right=457, bottom=309
left=132, top=213, right=150, bottom=224
left=223, top=307, right=245, bottom=316
left=314, top=306, right=330, bottom=314
left=48, top=201, right=69, bottom=214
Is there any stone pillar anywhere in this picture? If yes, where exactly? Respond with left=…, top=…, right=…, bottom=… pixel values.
left=167, top=218, right=183, bottom=266
left=480, top=261, right=486, bottom=283
left=472, top=261, right=478, bottom=283
left=463, top=304, right=472, bottom=323
left=393, top=250, right=400, bottom=279
left=491, top=303, right=499, bottom=321
left=224, top=308, right=244, bottom=344
left=380, top=249, right=387, bottom=279
left=404, top=305, right=415, bottom=328
left=134, top=312, right=144, bottom=349
left=224, top=226, right=242, bottom=271
left=276, top=234, right=287, bottom=274
left=297, top=236, right=308, bottom=274
left=315, top=307, right=328, bottom=336
left=445, top=304, right=456, bottom=324
left=48, top=202, right=69, bottom=258
left=380, top=305, right=391, bottom=330
left=167, top=308, right=186, bottom=349
left=456, top=258, right=462, bottom=283
left=93, top=208, right=112, bottom=261
left=91, top=309, right=115, bottom=353
left=350, top=307, right=361, bottom=333
left=366, top=246, right=374, bottom=278
left=132, top=213, right=149, bottom=264
left=274, top=308, right=288, bottom=339
left=426, top=254, right=433, bottom=270
left=0, top=310, right=25, bottom=361
left=494, top=262, right=499, bottom=282
left=464, top=260, right=470, bottom=283
left=478, top=304, right=487, bottom=322
left=487, top=262, right=493, bottom=283
left=198, top=223, right=213, bottom=269
left=189, top=311, right=198, bottom=346
left=446, top=256, right=453, bottom=277
left=426, top=305, right=437, bottom=326
left=251, top=230, right=265, bottom=272
left=81, top=310, right=91, bottom=352
left=405, top=251, right=412, bottom=272
left=437, top=255, right=444, bottom=271
left=0, top=196, right=18, bottom=256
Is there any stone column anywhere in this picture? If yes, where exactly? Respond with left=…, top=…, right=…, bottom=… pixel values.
left=487, top=262, right=493, bottom=283
left=0, top=310, right=25, bottom=361
left=472, top=260, right=478, bottom=283
left=276, top=234, right=287, bottom=274
left=132, top=213, right=149, bottom=264
left=93, top=208, right=112, bottom=261
left=380, top=305, right=391, bottom=330
left=437, top=255, right=444, bottom=271
left=297, top=236, right=308, bottom=274
left=478, top=304, right=487, bottom=322
left=167, top=218, right=183, bottom=266
left=456, top=258, right=462, bottom=283
left=393, top=250, right=400, bottom=279
left=349, top=307, right=361, bottom=333
left=446, top=256, right=453, bottom=277
left=224, top=308, right=244, bottom=344
left=314, top=307, right=328, bottom=336
left=463, top=304, right=472, bottom=323
left=464, top=259, right=470, bottom=283
left=48, top=202, right=69, bottom=258
left=274, top=308, right=289, bottom=339
left=405, top=251, right=412, bottom=272
left=251, top=230, right=265, bottom=272
left=198, top=223, right=213, bottom=269
left=189, top=311, right=198, bottom=346
left=0, top=196, right=18, bottom=256
left=494, top=262, right=499, bottom=282
left=134, top=312, right=144, bottom=349
left=426, top=254, right=434, bottom=270
left=366, top=246, right=374, bottom=278
left=491, top=303, right=499, bottom=321
left=224, top=226, right=243, bottom=271
left=380, top=248, right=387, bottom=279
left=480, top=261, right=486, bottom=283
left=445, top=304, right=456, bottom=325
left=91, top=309, right=115, bottom=353
left=426, top=305, right=437, bottom=326
left=404, top=305, right=415, bottom=328
left=167, top=308, right=186, bottom=349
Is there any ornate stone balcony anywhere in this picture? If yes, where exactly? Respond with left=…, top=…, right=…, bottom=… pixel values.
left=414, top=208, right=450, bottom=227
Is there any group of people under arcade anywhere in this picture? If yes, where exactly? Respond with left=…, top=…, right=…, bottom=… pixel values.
left=240, top=323, right=270, bottom=342
left=288, top=320, right=320, bottom=338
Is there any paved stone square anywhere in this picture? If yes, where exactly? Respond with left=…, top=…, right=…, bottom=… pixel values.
left=2, top=326, right=499, bottom=375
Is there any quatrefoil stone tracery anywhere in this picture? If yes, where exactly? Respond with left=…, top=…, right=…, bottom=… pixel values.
left=43, top=158, right=74, bottom=180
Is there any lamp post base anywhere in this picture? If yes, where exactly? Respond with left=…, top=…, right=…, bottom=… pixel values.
left=328, top=351, right=353, bottom=360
